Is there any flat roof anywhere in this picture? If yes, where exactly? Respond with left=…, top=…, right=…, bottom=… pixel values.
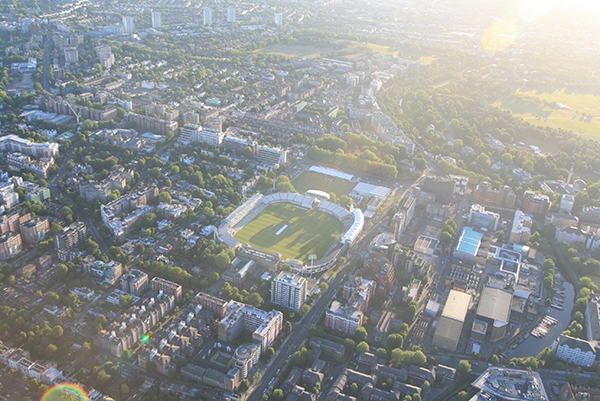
left=352, top=182, right=392, bottom=200
left=441, top=290, right=471, bottom=322
left=476, top=287, right=512, bottom=324
left=455, top=227, right=483, bottom=256
left=435, top=316, right=464, bottom=346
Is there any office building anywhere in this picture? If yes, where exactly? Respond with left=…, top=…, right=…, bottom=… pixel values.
left=0, top=231, right=22, bottom=260
left=271, top=272, right=307, bottom=312
left=151, top=277, right=182, bottom=303
left=54, top=221, right=87, bottom=250
left=122, top=16, right=135, bottom=34
left=227, top=7, right=236, bottom=23
left=151, top=11, right=162, bottom=29
left=203, top=8, right=213, bottom=26
left=19, top=217, right=50, bottom=245
left=120, top=269, right=149, bottom=296
left=433, top=290, right=471, bottom=351
left=468, top=204, right=500, bottom=231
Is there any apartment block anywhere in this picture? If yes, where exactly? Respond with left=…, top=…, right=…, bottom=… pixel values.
left=54, top=221, right=87, bottom=250
left=79, top=167, right=134, bottom=203
left=217, top=301, right=283, bottom=351
left=151, top=277, right=182, bottom=303
left=19, top=216, right=50, bottom=245
left=120, top=269, right=149, bottom=296
left=270, top=272, right=307, bottom=312
left=0, top=231, right=23, bottom=260
left=472, top=182, right=516, bottom=209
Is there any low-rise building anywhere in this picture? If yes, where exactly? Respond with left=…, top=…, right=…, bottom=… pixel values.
left=552, top=334, right=597, bottom=367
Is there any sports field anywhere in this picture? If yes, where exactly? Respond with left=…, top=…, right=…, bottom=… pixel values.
left=495, top=88, right=600, bottom=140
left=292, top=171, right=354, bottom=198
left=233, top=203, right=344, bottom=262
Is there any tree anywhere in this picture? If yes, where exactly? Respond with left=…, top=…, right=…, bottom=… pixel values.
left=319, top=282, right=329, bottom=292
left=253, top=371, right=262, bottom=383
left=158, top=191, right=172, bottom=204
left=355, top=326, right=368, bottom=342
left=313, top=382, right=321, bottom=394
left=66, top=292, right=80, bottom=308
left=121, top=384, right=129, bottom=395
left=46, top=344, right=57, bottom=356
left=208, top=271, right=220, bottom=284
left=350, top=383, right=359, bottom=395
left=46, top=292, right=60, bottom=305
left=457, top=360, right=472, bottom=376
left=247, top=292, right=264, bottom=307
left=356, top=341, right=370, bottom=354
left=284, top=321, right=293, bottom=333
left=567, top=372, right=578, bottom=385
left=343, top=338, right=356, bottom=352
left=215, top=251, right=231, bottom=270
left=265, top=347, right=275, bottom=361
left=272, top=389, right=284, bottom=400
left=56, top=264, right=69, bottom=280
left=387, top=333, right=404, bottom=350
left=456, top=391, right=469, bottom=401
left=489, top=354, right=500, bottom=364
left=376, top=348, right=387, bottom=359
left=421, top=381, right=431, bottom=394
left=119, top=294, right=133, bottom=310
left=439, top=231, right=453, bottom=244
left=51, top=326, right=64, bottom=339
left=300, top=304, right=310, bottom=316
left=588, top=377, right=598, bottom=388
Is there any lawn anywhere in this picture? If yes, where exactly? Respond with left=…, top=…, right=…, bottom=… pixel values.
left=292, top=171, right=354, bottom=197
left=234, top=203, right=343, bottom=262
left=258, top=43, right=340, bottom=58
left=495, top=88, right=600, bottom=140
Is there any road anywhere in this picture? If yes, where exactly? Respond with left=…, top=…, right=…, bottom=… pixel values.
left=41, top=32, right=52, bottom=91
left=49, top=141, right=110, bottom=254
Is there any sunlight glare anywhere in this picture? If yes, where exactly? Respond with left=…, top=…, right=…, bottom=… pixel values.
left=481, top=20, right=519, bottom=54
left=519, top=0, right=558, bottom=22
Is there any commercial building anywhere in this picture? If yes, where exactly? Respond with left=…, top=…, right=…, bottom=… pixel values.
left=472, top=182, right=516, bottom=208
left=19, top=217, right=50, bottom=245
left=509, top=209, right=532, bottom=244
left=475, top=287, right=512, bottom=342
left=522, top=191, right=551, bottom=214
left=433, top=290, right=471, bottom=351
left=0, top=231, right=23, bottom=260
left=120, top=269, right=149, bottom=296
left=453, top=227, right=483, bottom=264
left=468, top=204, right=500, bottom=231
left=217, top=301, right=283, bottom=351
left=54, top=221, right=87, bottom=250
left=271, top=272, right=307, bottom=312
left=151, top=277, right=182, bottom=303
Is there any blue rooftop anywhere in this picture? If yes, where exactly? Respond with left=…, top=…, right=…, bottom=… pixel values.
left=455, top=227, right=482, bottom=256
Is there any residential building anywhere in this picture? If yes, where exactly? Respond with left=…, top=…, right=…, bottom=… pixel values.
left=233, top=343, right=261, bottom=379
left=203, top=8, right=213, bottom=26
left=82, top=256, right=123, bottom=285
left=0, top=211, right=32, bottom=235
left=122, top=16, right=135, bottom=34
left=560, top=194, right=575, bottom=214
left=151, top=277, right=182, bottom=303
left=217, top=301, right=283, bottom=351
left=552, top=335, right=597, bottom=367
left=227, top=7, right=236, bottom=23
left=101, top=186, right=158, bottom=241
left=472, top=368, right=548, bottom=401
left=274, top=13, right=283, bottom=26
left=79, top=167, right=134, bottom=203
left=54, top=221, right=87, bottom=250
left=255, top=145, right=287, bottom=166
left=120, top=269, right=149, bottom=296
left=0, top=231, right=22, bottom=260
left=195, top=292, right=228, bottom=319
left=509, top=209, right=532, bottom=244
left=19, top=217, right=50, bottom=245
left=325, top=301, right=363, bottom=335
left=580, top=206, right=600, bottom=224
left=421, top=175, right=455, bottom=204
left=472, top=182, right=516, bottom=208
left=7, top=152, right=53, bottom=179
left=151, top=11, right=162, bottom=29
left=271, top=272, right=307, bottom=312
left=0, top=135, right=58, bottom=158
left=63, top=46, right=78, bottom=64
left=522, top=191, right=551, bottom=214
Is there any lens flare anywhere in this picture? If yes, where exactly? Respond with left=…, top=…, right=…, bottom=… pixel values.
left=519, top=0, right=558, bottom=22
left=141, top=334, right=150, bottom=344
left=481, top=20, right=519, bottom=54
left=41, top=383, right=89, bottom=401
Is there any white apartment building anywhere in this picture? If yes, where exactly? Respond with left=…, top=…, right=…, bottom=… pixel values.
left=271, top=272, right=307, bottom=312
left=552, top=334, right=597, bottom=367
